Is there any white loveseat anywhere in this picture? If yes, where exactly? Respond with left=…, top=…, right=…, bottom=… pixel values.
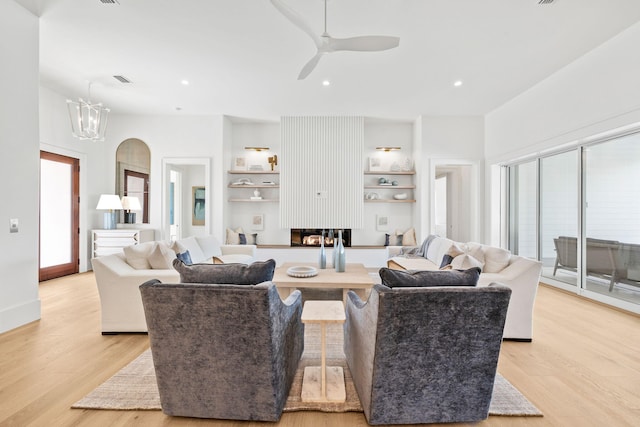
left=92, top=235, right=256, bottom=334
left=387, top=235, right=542, bottom=341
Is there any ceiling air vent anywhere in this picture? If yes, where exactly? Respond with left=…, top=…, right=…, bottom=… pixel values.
left=113, top=75, right=132, bottom=84
left=99, top=0, right=119, bottom=4
left=538, top=0, right=555, bottom=4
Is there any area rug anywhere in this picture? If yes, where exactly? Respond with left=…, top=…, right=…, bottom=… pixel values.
left=73, top=324, right=542, bottom=416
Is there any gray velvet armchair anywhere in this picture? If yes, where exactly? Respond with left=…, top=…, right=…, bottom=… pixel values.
left=344, top=283, right=511, bottom=425
left=139, top=280, right=304, bottom=422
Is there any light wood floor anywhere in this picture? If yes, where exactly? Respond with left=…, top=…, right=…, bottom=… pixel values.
left=1, top=273, right=639, bottom=427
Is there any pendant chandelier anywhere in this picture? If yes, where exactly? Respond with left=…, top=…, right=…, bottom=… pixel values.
left=66, top=82, right=110, bottom=141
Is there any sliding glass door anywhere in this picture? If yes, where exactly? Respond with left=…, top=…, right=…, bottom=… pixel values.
left=540, top=151, right=579, bottom=287
left=506, top=130, right=640, bottom=310
left=583, top=134, right=640, bottom=304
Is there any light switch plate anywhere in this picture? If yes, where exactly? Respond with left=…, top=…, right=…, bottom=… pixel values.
left=10, top=218, right=18, bottom=233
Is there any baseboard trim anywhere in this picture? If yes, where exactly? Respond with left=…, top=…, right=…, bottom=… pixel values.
left=0, top=298, right=41, bottom=334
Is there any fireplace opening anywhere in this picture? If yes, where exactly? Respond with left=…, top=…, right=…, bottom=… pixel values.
left=290, top=228, right=351, bottom=247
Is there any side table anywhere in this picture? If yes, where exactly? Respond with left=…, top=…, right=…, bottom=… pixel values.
left=300, top=300, right=346, bottom=402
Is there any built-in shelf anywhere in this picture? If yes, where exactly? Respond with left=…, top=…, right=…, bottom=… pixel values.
left=228, top=198, right=279, bottom=202
left=364, top=185, right=415, bottom=189
left=364, top=171, right=415, bottom=175
left=364, top=199, right=416, bottom=203
left=228, top=184, right=279, bottom=188
left=228, top=170, right=279, bottom=174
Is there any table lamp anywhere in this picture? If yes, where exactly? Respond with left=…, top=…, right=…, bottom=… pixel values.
left=121, top=196, right=142, bottom=224
left=96, top=194, right=122, bottom=230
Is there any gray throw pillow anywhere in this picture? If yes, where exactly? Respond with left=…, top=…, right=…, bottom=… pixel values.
left=173, top=258, right=276, bottom=284
left=379, top=267, right=480, bottom=288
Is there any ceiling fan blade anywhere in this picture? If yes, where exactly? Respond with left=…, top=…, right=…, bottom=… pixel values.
left=298, top=53, right=324, bottom=80
left=328, top=35, right=400, bottom=52
left=270, top=0, right=322, bottom=47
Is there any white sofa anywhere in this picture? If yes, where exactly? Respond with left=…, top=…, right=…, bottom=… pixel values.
left=387, top=235, right=542, bottom=341
left=92, top=235, right=256, bottom=334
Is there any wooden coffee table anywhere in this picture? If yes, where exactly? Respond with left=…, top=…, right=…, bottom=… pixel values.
left=273, top=262, right=374, bottom=303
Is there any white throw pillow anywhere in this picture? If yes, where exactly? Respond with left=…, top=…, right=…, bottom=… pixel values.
left=123, top=241, right=156, bottom=269
left=195, top=235, right=223, bottom=258
left=148, top=242, right=177, bottom=269
left=482, top=246, right=511, bottom=273
left=175, top=236, right=207, bottom=264
left=226, top=227, right=244, bottom=245
left=401, top=227, right=417, bottom=246
left=451, top=253, right=484, bottom=270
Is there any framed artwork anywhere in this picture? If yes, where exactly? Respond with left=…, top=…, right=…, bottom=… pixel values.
left=376, top=214, right=389, bottom=231
left=369, top=157, right=383, bottom=172
left=252, top=214, right=264, bottom=230
left=192, top=186, right=205, bottom=226
left=233, top=157, right=247, bottom=171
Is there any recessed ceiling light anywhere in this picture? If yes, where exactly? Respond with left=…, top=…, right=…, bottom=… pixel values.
left=453, top=80, right=463, bottom=87
left=181, top=80, right=189, bottom=85
left=175, top=107, right=183, bottom=111
left=322, top=80, right=331, bottom=86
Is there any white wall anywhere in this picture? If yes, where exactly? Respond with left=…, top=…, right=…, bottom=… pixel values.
left=420, top=116, right=484, bottom=243
left=485, top=20, right=640, bottom=245
left=105, top=114, right=225, bottom=241
left=0, top=1, right=40, bottom=333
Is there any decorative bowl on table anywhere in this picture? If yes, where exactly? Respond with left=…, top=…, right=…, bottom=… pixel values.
left=286, top=266, right=318, bottom=278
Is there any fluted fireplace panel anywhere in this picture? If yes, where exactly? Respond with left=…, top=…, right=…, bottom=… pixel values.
left=280, top=116, right=364, bottom=229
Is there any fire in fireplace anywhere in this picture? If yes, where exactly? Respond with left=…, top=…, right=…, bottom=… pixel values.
left=290, top=228, right=351, bottom=247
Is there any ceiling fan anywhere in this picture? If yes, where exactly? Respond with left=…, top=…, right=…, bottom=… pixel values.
left=270, top=0, right=400, bottom=80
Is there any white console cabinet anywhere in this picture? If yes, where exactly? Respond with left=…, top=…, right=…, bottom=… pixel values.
left=92, top=229, right=155, bottom=258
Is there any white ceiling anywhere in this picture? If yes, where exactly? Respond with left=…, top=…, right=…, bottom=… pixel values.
left=16, top=0, right=640, bottom=121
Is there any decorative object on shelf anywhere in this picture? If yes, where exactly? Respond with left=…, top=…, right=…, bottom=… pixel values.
left=232, top=178, right=254, bottom=185
left=378, top=177, right=387, bottom=184
left=244, top=146, right=269, bottom=151
left=66, top=82, right=110, bottom=141
left=268, top=154, right=278, bottom=171
left=252, top=214, right=264, bottom=230
left=286, top=265, right=318, bottom=278
left=318, top=230, right=326, bottom=269
left=392, top=180, right=398, bottom=186
left=248, top=164, right=264, bottom=171
left=393, top=193, right=408, bottom=200
left=375, top=146, right=401, bottom=152
left=233, top=157, right=247, bottom=171
left=335, top=230, right=346, bottom=272
left=192, top=186, right=206, bottom=226
left=365, top=192, right=379, bottom=200
left=253, top=189, right=262, bottom=198
left=96, top=194, right=122, bottom=230
left=376, top=215, right=389, bottom=231
left=390, top=161, right=401, bottom=172
left=369, top=157, right=383, bottom=172
left=402, top=158, right=414, bottom=172
left=120, top=196, right=141, bottom=224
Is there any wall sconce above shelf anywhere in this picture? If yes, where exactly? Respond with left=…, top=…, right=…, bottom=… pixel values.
left=244, top=146, right=270, bottom=151
left=375, top=146, right=401, bottom=152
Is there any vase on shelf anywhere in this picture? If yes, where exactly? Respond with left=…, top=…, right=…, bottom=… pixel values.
left=318, top=230, right=326, bottom=269
left=335, top=230, right=346, bottom=273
